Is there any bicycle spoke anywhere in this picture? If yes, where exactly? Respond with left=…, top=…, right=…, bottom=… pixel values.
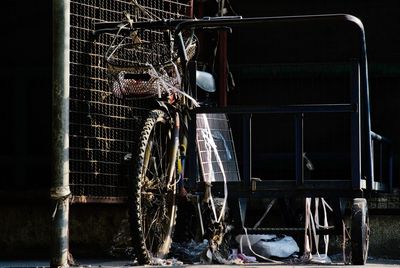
left=143, top=139, right=153, bottom=174
left=130, top=110, right=178, bottom=263
left=145, top=207, right=161, bottom=251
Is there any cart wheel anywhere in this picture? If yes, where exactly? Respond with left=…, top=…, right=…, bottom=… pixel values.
left=351, top=198, right=370, bottom=265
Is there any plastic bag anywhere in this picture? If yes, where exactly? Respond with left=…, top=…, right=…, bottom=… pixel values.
left=236, top=234, right=299, bottom=259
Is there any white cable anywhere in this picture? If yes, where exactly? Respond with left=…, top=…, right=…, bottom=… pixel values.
left=305, top=197, right=333, bottom=261
left=304, top=198, right=311, bottom=254
left=314, top=198, right=320, bottom=257
left=321, top=198, right=331, bottom=256
left=105, top=23, right=130, bottom=62
left=198, top=114, right=228, bottom=224
left=305, top=197, right=319, bottom=256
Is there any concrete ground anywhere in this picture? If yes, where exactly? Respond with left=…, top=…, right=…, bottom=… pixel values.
left=1, top=258, right=400, bottom=268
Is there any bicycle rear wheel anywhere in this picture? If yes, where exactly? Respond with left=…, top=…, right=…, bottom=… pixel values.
left=129, top=109, right=177, bottom=264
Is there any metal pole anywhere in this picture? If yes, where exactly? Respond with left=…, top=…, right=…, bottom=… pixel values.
left=51, top=0, right=70, bottom=267
left=350, top=60, right=361, bottom=190
left=242, top=114, right=252, bottom=187
left=294, top=113, right=304, bottom=186
left=218, top=31, right=228, bottom=107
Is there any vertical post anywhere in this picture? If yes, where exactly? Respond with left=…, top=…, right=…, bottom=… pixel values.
left=187, top=0, right=194, bottom=18
left=187, top=110, right=198, bottom=187
left=242, top=114, right=252, bottom=187
left=294, top=113, right=304, bottom=185
left=388, top=148, right=393, bottom=193
left=187, top=62, right=198, bottom=189
left=188, top=61, right=197, bottom=101
left=51, top=0, right=70, bottom=267
left=379, top=143, right=383, bottom=180
left=359, top=35, right=374, bottom=190
left=218, top=31, right=228, bottom=107
left=350, top=60, right=361, bottom=190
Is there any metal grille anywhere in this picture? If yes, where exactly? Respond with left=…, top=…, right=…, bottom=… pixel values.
left=69, top=0, right=192, bottom=202
left=196, top=114, right=240, bottom=182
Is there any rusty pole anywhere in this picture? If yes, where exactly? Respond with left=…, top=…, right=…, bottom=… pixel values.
left=51, top=0, right=70, bottom=267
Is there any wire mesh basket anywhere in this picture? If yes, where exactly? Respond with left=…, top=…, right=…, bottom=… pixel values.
left=106, top=31, right=197, bottom=99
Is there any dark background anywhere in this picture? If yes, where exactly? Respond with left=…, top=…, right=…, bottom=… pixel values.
left=1, top=0, right=52, bottom=192
left=1, top=0, right=399, bottom=195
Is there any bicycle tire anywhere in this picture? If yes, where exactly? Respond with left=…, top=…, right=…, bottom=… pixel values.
left=129, top=109, right=178, bottom=264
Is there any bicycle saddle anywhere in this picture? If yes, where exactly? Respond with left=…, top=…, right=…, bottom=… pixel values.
left=196, top=71, right=216, bottom=93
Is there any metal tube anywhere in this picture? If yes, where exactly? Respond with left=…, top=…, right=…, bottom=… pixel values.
left=218, top=31, right=228, bottom=106
left=188, top=111, right=198, bottom=186
left=380, top=143, right=383, bottom=180
left=51, top=0, right=70, bottom=267
left=388, top=149, right=394, bottom=193
left=168, top=113, right=180, bottom=186
left=242, top=114, right=252, bottom=187
left=171, top=13, right=376, bottom=190
left=294, top=114, right=304, bottom=186
left=350, top=61, right=361, bottom=190
left=193, top=103, right=356, bottom=114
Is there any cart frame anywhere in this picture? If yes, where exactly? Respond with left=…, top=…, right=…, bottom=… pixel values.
left=179, top=14, right=393, bottom=265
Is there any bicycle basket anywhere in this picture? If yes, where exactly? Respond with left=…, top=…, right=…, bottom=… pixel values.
left=106, top=36, right=197, bottom=99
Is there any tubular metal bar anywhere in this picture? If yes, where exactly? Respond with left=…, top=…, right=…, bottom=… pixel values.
left=173, top=13, right=375, bottom=190
left=350, top=60, right=362, bottom=190
left=389, top=149, right=394, bottom=193
left=192, top=104, right=356, bottom=114
left=370, top=130, right=393, bottom=191
left=242, top=114, right=252, bottom=187
left=294, top=114, right=304, bottom=186
left=95, top=15, right=373, bottom=187
left=371, top=131, right=392, bottom=144
left=209, top=180, right=360, bottom=198
left=51, top=0, right=70, bottom=267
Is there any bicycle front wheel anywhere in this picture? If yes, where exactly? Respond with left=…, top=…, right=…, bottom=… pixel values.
left=129, top=109, right=177, bottom=264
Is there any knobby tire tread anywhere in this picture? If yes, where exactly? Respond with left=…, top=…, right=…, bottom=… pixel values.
left=129, top=110, right=177, bottom=265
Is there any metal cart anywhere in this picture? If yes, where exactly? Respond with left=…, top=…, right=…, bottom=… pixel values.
left=181, top=14, right=394, bottom=265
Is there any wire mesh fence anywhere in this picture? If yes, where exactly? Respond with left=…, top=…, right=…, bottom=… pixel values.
left=69, top=0, right=193, bottom=202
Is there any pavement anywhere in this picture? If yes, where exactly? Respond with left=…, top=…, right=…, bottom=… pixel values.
left=1, top=258, right=400, bottom=268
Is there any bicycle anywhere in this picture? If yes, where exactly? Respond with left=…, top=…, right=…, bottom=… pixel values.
left=94, top=15, right=234, bottom=265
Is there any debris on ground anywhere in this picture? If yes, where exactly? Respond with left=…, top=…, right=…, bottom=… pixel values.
left=228, top=249, right=257, bottom=264
left=236, top=234, right=300, bottom=259
left=310, top=253, right=332, bottom=264
left=168, top=239, right=209, bottom=264
left=150, top=257, right=183, bottom=266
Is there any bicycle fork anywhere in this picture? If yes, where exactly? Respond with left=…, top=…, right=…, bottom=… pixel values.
left=167, top=111, right=189, bottom=186
left=167, top=112, right=206, bottom=236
